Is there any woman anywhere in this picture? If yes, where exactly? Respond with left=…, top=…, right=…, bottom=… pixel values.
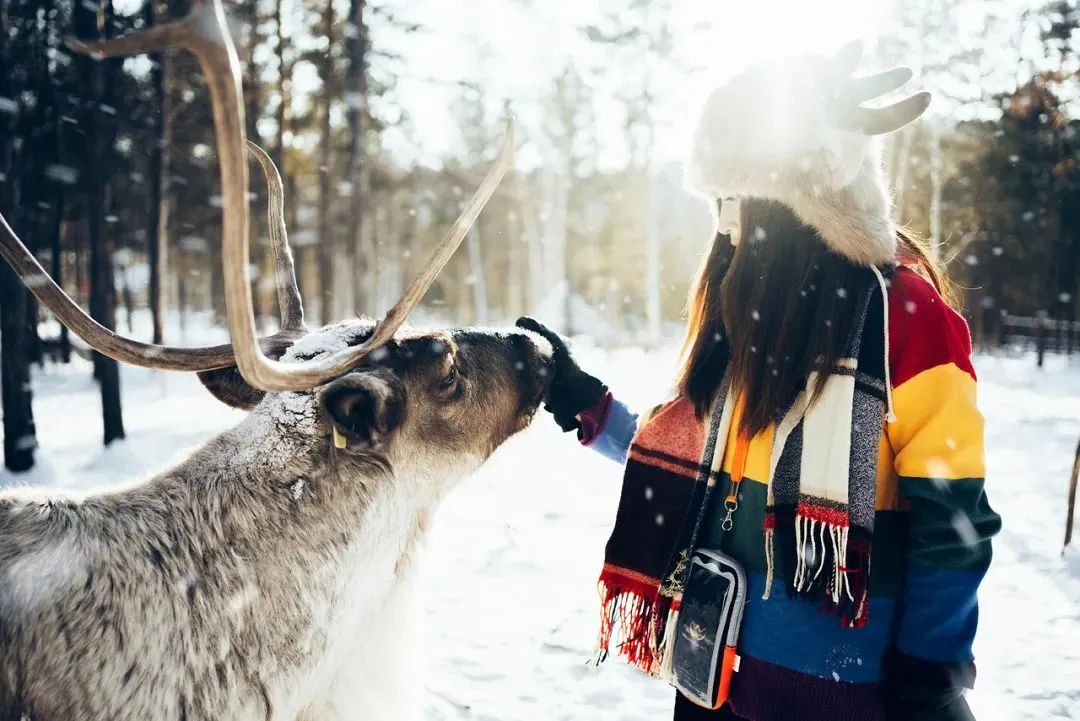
left=518, top=44, right=1000, bottom=721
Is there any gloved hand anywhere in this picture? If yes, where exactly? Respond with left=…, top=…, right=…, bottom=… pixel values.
left=515, top=316, right=608, bottom=433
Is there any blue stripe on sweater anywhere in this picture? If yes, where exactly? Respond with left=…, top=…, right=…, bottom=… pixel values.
left=586, top=399, right=637, bottom=464
left=895, top=563, right=983, bottom=663
left=739, top=573, right=896, bottom=683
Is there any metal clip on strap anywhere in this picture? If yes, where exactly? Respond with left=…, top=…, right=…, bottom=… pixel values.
left=721, top=431, right=751, bottom=532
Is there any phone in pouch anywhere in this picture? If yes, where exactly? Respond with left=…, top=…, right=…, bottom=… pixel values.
left=671, top=548, right=747, bottom=710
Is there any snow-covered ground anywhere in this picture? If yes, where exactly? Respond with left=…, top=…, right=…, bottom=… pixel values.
left=2, top=344, right=1078, bottom=720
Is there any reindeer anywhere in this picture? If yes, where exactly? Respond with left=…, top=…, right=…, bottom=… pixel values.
left=0, top=3, right=549, bottom=719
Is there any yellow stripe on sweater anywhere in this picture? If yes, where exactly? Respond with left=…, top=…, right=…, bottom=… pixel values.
left=715, top=363, right=982, bottom=511
left=889, top=363, right=985, bottom=481
left=718, top=401, right=903, bottom=512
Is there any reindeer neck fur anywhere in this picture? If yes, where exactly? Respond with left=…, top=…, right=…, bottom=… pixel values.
left=1, top=389, right=446, bottom=721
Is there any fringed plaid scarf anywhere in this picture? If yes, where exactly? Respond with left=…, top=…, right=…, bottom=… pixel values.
left=593, top=277, right=888, bottom=679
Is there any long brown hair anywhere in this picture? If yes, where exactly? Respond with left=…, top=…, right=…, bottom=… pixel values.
left=675, top=198, right=952, bottom=437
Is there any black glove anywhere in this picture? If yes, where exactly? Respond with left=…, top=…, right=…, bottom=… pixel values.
left=884, top=653, right=977, bottom=721
left=515, top=316, right=608, bottom=433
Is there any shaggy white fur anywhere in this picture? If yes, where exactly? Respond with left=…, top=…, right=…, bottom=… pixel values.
left=685, top=56, right=897, bottom=267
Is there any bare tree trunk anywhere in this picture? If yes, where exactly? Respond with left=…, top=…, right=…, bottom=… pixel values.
left=316, top=1, right=336, bottom=324
left=929, top=123, right=942, bottom=261
left=177, top=250, right=188, bottom=338
left=79, top=0, right=125, bottom=446
left=144, top=1, right=168, bottom=344
left=244, top=0, right=267, bottom=329
left=544, top=168, right=570, bottom=333
left=146, top=1, right=170, bottom=345
left=209, top=237, right=225, bottom=324
left=516, top=175, right=543, bottom=316
left=0, top=17, right=37, bottom=467
left=269, top=0, right=293, bottom=327
left=119, top=254, right=135, bottom=334
left=506, top=189, right=522, bottom=318
left=0, top=262, right=37, bottom=471
left=273, top=0, right=287, bottom=174
left=74, top=230, right=85, bottom=307
left=277, top=16, right=303, bottom=307
left=49, top=191, right=71, bottom=362
left=89, top=187, right=125, bottom=443
left=24, top=204, right=42, bottom=368
left=641, top=58, right=661, bottom=345
left=345, top=0, right=370, bottom=315
left=465, top=223, right=488, bottom=324
left=893, top=125, right=914, bottom=218
left=644, top=161, right=661, bottom=344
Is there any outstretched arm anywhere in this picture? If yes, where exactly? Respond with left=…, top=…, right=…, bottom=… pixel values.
left=577, top=392, right=639, bottom=464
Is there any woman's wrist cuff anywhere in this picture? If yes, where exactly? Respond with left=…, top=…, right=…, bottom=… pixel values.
left=577, top=391, right=615, bottom=445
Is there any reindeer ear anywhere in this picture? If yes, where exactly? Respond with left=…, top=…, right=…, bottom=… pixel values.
left=197, top=336, right=297, bottom=410
left=197, top=367, right=266, bottom=410
left=318, top=371, right=405, bottom=451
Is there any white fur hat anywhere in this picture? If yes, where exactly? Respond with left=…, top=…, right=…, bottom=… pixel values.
left=685, top=44, right=930, bottom=268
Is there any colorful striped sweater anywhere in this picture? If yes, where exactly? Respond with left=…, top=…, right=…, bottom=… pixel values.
left=580, top=266, right=1001, bottom=721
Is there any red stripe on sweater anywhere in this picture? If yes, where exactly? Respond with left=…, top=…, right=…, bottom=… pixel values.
left=889, top=266, right=976, bottom=388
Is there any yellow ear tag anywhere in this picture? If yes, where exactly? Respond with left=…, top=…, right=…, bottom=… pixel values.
left=332, top=426, right=347, bottom=449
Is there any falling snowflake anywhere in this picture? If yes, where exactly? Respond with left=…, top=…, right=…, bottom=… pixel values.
left=952, top=512, right=979, bottom=546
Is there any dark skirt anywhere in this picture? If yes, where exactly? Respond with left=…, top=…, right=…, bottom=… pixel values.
left=673, top=693, right=747, bottom=720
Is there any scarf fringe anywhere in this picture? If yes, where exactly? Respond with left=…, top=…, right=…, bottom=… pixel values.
left=655, top=607, right=679, bottom=680
left=763, top=527, right=776, bottom=600
left=592, top=573, right=665, bottom=675
left=840, top=539, right=872, bottom=629
left=785, top=515, right=872, bottom=628
left=794, top=516, right=844, bottom=597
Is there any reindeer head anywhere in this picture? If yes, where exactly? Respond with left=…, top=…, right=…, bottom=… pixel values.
left=197, top=321, right=553, bottom=487
left=0, top=0, right=545, bottom=487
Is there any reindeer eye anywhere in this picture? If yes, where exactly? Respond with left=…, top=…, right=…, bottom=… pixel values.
left=440, top=366, right=458, bottom=390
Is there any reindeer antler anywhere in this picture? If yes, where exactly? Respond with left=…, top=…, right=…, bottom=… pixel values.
left=1, top=0, right=513, bottom=391
left=246, top=140, right=304, bottom=331
left=822, top=40, right=931, bottom=136
left=0, top=143, right=306, bottom=369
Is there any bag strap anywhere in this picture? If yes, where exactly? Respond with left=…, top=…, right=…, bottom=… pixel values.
left=721, top=431, right=751, bottom=532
